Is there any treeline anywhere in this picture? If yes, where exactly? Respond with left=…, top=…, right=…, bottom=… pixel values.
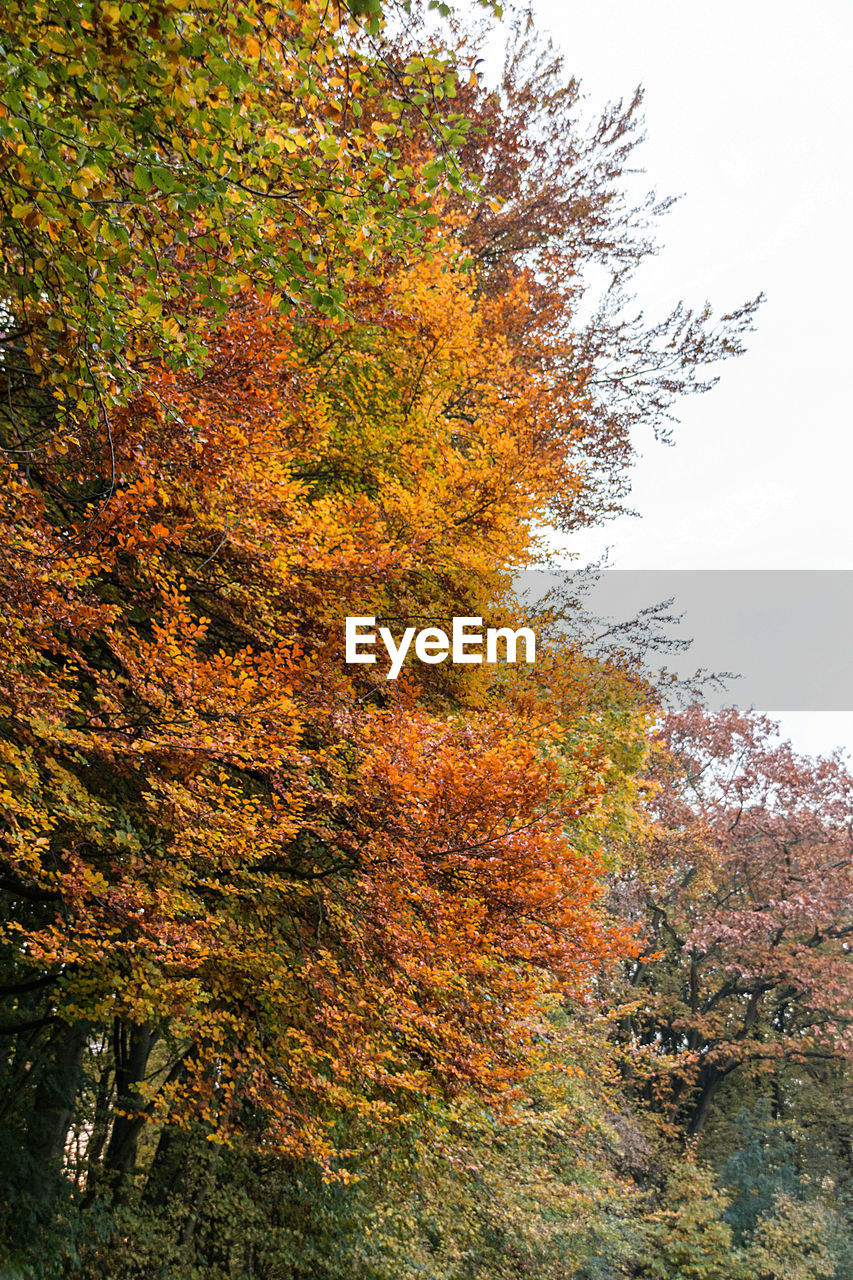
left=0, top=1, right=850, bottom=1276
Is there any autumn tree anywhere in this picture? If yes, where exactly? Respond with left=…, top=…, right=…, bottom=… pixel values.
left=0, top=215, right=654, bottom=1270
left=0, top=4, right=770, bottom=1276
left=615, top=706, right=853, bottom=1140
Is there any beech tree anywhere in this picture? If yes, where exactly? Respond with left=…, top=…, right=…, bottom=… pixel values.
left=616, top=706, right=853, bottom=1137
left=0, top=3, right=777, bottom=1275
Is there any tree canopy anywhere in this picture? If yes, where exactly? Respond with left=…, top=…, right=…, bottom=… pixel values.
left=0, top=2, right=847, bottom=1278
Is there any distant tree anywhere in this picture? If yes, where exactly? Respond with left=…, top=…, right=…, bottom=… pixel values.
left=615, top=706, right=853, bottom=1137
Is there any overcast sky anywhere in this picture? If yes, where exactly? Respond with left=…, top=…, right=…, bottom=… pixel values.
left=529, top=0, right=853, bottom=757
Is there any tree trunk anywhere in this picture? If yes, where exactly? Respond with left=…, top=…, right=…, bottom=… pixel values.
left=686, top=1062, right=733, bottom=1137
left=102, top=1020, right=157, bottom=1193
left=24, top=1019, right=87, bottom=1205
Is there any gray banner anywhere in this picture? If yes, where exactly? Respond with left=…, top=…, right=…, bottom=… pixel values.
left=515, top=570, right=853, bottom=712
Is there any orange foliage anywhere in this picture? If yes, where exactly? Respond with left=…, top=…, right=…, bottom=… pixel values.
left=2, top=20, right=754, bottom=1169
left=0, top=232, right=645, bottom=1163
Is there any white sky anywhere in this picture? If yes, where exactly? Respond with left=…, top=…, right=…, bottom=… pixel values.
left=532, top=0, right=853, bottom=757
